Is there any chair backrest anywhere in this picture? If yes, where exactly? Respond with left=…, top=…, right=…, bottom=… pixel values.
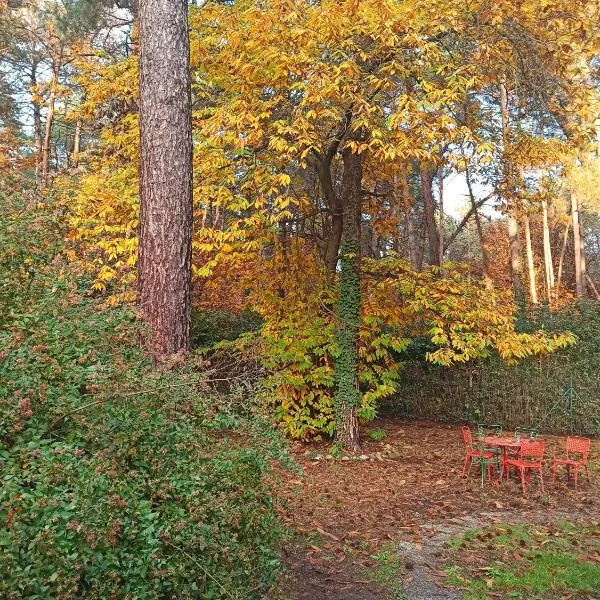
left=566, top=436, right=591, bottom=459
left=477, top=423, right=502, bottom=437
left=462, top=426, right=473, bottom=448
left=520, top=441, right=544, bottom=461
left=515, top=427, right=538, bottom=441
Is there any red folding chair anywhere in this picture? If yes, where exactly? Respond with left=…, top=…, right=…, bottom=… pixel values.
left=505, top=441, right=545, bottom=495
left=552, top=437, right=591, bottom=489
left=461, top=426, right=495, bottom=484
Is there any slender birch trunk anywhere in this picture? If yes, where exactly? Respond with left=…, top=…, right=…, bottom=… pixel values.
left=523, top=213, right=538, bottom=304
left=40, top=67, right=57, bottom=192
left=556, top=219, right=570, bottom=294
left=571, top=192, right=586, bottom=298
left=541, top=199, right=554, bottom=296
left=71, top=119, right=82, bottom=167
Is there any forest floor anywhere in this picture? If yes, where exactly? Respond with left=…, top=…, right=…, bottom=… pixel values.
left=272, top=419, right=600, bottom=600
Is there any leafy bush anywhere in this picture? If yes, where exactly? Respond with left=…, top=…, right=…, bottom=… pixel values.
left=0, top=394, right=283, bottom=599
left=0, top=197, right=286, bottom=599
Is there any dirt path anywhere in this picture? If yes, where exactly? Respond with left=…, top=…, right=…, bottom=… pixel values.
left=275, top=419, right=600, bottom=599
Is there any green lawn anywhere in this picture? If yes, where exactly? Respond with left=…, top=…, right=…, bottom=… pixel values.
left=443, top=520, right=600, bottom=599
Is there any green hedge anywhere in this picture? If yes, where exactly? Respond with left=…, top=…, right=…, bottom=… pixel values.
left=383, top=302, right=600, bottom=435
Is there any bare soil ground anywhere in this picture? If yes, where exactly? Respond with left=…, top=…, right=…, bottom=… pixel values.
left=273, top=419, right=600, bottom=599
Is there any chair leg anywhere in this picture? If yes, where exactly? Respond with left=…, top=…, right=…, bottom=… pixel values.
left=552, top=461, right=556, bottom=484
left=462, top=454, right=470, bottom=476
left=519, top=468, right=526, bottom=495
left=574, top=465, right=578, bottom=490
left=584, top=464, right=590, bottom=481
left=539, top=467, right=544, bottom=494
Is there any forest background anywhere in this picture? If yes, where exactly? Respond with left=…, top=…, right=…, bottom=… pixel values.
left=0, top=0, right=599, bottom=597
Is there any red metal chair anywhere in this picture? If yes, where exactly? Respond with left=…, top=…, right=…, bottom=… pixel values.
left=505, top=441, right=545, bottom=495
left=552, top=437, right=591, bottom=489
left=461, top=426, right=495, bottom=484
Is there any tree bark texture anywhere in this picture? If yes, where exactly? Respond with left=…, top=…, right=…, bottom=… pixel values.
left=523, top=213, right=538, bottom=304
left=499, top=78, right=523, bottom=300
left=419, top=166, right=440, bottom=267
left=137, top=0, right=193, bottom=360
left=40, top=67, right=57, bottom=192
left=556, top=219, right=570, bottom=293
left=541, top=199, right=554, bottom=295
left=334, top=145, right=364, bottom=452
left=30, top=63, right=43, bottom=181
left=571, top=192, right=586, bottom=298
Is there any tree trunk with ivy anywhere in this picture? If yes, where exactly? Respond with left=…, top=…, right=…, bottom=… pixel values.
left=334, top=145, right=364, bottom=451
left=137, top=0, right=193, bottom=361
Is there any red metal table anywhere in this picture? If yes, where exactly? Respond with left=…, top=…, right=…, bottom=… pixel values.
left=484, top=436, right=525, bottom=480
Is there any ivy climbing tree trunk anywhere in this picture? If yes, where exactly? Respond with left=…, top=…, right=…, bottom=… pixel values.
left=334, top=144, right=364, bottom=451
left=137, top=0, right=193, bottom=361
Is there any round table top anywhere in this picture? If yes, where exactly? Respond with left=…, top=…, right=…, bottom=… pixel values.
left=483, top=436, right=525, bottom=448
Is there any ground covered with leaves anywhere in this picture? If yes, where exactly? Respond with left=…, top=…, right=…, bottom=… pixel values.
left=275, top=420, right=600, bottom=599
left=444, top=520, right=599, bottom=599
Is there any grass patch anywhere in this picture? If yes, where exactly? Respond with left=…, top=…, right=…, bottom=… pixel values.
left=368, top=428, right=387, bottom=441
left=443, top=521, right=600, bottom=599
left=363, top=542, right=406, bottom=600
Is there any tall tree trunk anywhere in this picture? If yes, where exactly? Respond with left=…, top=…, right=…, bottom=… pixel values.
left=326, top=198, right=343, bottom=273
left=571, top=192, right=586, bottom=298
left=523, top=213, right=538, bottom=304
left=465, top=168, right=491, bottom=285
left=334, top=145, right=364, bottom=452
left=556, top=219, right=570, bottom=293
left=541, top=199, right=554, bottom=296
left=137, top=0, right=193, bottom=360
left=40, top=67, right=57, bottom=192
left=499, top=77, right=523, bottom=300
left=71, top=119, right=82, bottom=167
left=395, top=170, right=416, bottom=267
left=438, top=170, right=444, bottom=267
left=30, top=63, right=43, bottom=182
left=419, top=166, right=440, bottom=267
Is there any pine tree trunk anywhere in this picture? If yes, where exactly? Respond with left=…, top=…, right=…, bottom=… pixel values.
left=137, top=0, right=193, bottom=361
left=523, top=213, right=538, bottom=304
left=334, top=145, right=364, bottom=452
left=571, top=192, right=586, bottom=298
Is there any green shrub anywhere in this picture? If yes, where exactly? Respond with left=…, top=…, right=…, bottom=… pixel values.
left=368, top=428, right=386, bottom=441
left=0, top=395, right=282, bottom=599
left=0, top=199, right=286, bottom=599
